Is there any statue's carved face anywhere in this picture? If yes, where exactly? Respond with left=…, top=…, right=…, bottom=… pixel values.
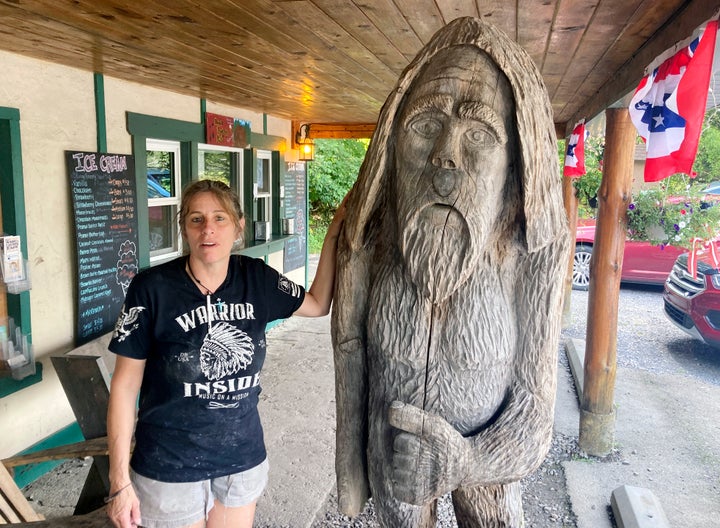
left=394, top=46, right=516, bottom=302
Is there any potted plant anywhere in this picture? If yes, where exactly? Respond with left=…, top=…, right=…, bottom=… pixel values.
left=626, top=186, right=720, bottom=249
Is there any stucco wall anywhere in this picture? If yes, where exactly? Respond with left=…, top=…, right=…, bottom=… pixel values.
left=1, top=50, right=95, bottom=456
left=104, top=77, right=200, bottom=155
left=0, top=50, right=303, bottom=457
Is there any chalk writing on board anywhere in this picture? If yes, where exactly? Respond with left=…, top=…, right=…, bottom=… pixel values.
left=67, top=151, right=139, bottom=345
left=283, top=162, right=307, bottom=273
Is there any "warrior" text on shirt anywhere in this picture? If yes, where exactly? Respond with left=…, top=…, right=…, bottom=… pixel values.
left=175, top=303, right=256, bottom=331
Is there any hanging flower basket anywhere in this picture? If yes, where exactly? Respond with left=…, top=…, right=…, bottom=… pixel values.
left=626, top=189, right=720, bottom=249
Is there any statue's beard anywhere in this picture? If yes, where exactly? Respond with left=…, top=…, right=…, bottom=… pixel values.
left=400, top=205, right=479, bottom=303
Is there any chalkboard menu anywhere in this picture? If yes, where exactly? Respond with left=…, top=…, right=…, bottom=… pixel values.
left=283, top=162, right=307, bottom=273
left=67, top=151, right=139, bottom=345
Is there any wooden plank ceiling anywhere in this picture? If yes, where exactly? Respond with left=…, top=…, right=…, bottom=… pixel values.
left=0, top=0, right=717, bottom=135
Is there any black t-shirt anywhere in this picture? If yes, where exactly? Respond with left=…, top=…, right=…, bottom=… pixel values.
left=108, top=255, right=305, bottom=482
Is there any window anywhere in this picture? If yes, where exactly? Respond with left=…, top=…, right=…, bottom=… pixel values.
left=147, top=139, right=182, bottom=264
left=254, top=150, right=272, bottom=241
left=198, top=144, right=243, bottom=204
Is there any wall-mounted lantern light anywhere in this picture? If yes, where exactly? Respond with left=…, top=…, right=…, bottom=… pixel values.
left=296, top=123, right=315, bottom=162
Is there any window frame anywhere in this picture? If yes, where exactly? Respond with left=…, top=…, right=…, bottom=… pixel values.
left=197, top=142, right=244, bottom=205
left=146, top=138, right=183, bottom=265
left=254, top=149, right=273, bottom=238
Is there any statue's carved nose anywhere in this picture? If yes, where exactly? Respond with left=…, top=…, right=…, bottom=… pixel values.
left=433, top=172, right=455, bottom=196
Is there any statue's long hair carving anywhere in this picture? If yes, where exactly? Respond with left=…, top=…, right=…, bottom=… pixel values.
left=343, top=16, right=565, bottom=256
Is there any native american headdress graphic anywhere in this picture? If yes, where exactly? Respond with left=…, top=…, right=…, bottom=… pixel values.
left=199, top=322, right=255, bottom=381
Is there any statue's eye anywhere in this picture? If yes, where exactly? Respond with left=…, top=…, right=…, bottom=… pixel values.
left=408, top=115, right=443, bottom=138
left=465, top=127, right=499, bottom=147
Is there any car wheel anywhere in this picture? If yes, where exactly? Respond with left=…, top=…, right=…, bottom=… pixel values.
left=573, top=245, right=592, bottom=291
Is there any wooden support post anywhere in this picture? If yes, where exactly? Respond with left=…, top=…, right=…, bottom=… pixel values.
left=562, top=175, right=579, bottom=328
left=579, top=107, right=635, bottom=456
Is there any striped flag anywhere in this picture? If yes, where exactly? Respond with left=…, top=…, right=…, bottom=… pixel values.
left=563, top=120, right=586, bottom=177
left=629, top=20, right=717, bottom=182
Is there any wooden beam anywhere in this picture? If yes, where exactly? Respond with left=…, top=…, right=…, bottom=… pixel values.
left=1, top=437, right=114, bottom=469
left=555, top=122, right=569, bottom=138
left=292, top=121, right=376, bottom=148
left=307, top=123, right=376, bottom=139
left=0, top=462, right=44, bottom=523
left=579, top=107, right=635, bottom=456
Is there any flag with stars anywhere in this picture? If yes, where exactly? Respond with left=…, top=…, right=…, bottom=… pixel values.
left=629, top=19, right=717, bottom=182
left=563, top=120, right=586, bottom=177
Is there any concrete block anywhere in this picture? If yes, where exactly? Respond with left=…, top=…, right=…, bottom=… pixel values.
left=611, top=485, right=670, bottom=528
left=564, top=337, right=585, bottom=400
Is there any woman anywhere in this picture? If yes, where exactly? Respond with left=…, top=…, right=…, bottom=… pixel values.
left=106, top=179, right=345, bottom=528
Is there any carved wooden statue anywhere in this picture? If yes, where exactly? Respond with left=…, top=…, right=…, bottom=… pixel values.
left=331, top=17, right=570, bottom=527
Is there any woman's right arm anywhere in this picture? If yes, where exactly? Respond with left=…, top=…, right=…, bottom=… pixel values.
left=106, top=355, right=146, bottom=528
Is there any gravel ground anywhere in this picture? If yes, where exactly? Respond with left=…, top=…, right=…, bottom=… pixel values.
left=311, top=435, right=581, bottom=528
left=22, top=283, right=720, bottom=526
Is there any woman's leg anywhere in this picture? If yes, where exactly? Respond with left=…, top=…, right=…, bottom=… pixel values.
left=206, top=500, right=257, bottom=528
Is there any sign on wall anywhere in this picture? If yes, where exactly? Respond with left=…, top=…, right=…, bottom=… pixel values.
left=67, top=151, right=139, bottom=345
left=283, top=162, right=307, bottom=273
left=205, top=112, right=251, bottom=148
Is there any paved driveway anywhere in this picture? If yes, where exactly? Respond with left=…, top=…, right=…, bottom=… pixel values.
left=560, top=285, right=720, bottom=528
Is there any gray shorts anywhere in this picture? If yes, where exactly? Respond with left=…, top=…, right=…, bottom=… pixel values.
left=130, top=459, right=269, bottom=528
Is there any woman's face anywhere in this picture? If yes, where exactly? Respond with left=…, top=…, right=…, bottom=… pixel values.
left=183, top=191, right=243, bottom=265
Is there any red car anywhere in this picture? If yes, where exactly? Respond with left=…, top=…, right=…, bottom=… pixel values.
left=573, top=218, right=685, bottom=290
left=663, top=252, right=720, bottom=348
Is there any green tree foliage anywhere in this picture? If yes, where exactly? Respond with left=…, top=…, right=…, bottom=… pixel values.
left=571, top=135, right=604, bottom=217
left=307, top=138, right=368, bottom=252
left=557, top=134, right=605, bottom=217
left=694, top=107, right=720, bottom=184
left=199, top=151, right=231, bottom=185
left=308, top=138, right=368, bottom=222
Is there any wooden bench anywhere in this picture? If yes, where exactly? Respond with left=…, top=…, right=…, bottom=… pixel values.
left=2, top=508, right=110, bottom=527
left=1, top=458, right=112, bottom=526
left=0, top=463, right=44, bottom=524
left=1, top=333, right=119, bottom=523
left=2, top=438, right=111, bottom=471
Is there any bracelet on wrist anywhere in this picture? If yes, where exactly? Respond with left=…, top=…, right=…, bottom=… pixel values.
left=104, top=482, right=132, bottom=503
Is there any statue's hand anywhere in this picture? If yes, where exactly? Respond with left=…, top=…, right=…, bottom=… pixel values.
left=387, top=400, right=470, bottom=505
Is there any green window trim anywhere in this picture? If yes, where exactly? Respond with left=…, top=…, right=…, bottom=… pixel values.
left=127, top=112, right=204, bottom=268
left=0, top=106, right=39, bottom=397
left=94, top=73, right=107, bottom=153
left=0, top=107, right=31, bottom=336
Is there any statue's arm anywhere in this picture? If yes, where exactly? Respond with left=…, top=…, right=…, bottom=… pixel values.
left=462, top=237, right=569, bottom=485
left=331, top=244, right=371, bottom=516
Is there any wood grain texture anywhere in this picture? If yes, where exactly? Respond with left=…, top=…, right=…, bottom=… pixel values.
left=332, top=17, right=570, bottom=526
left=0, top=462, right=44, bottom=523
left=0, top=0, right=713, bottom=126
